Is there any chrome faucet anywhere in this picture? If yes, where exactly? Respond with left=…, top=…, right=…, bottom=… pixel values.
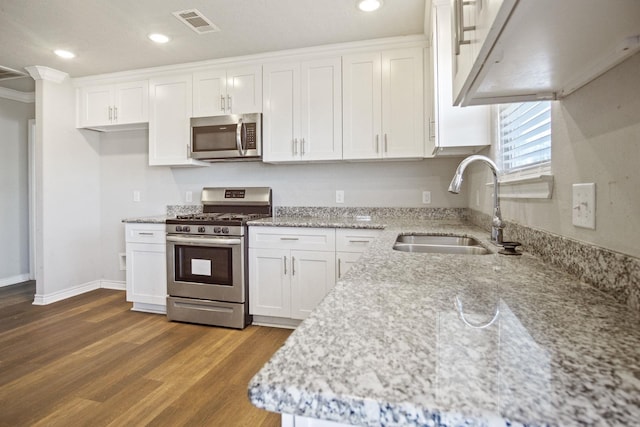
left=448, top=155, right=505, bottom=245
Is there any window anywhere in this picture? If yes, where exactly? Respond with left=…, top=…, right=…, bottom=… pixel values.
left=498, top=101, right=551, bottom=175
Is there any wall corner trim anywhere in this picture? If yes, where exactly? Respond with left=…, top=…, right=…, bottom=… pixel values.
left=24, top=65, right=69, bottom=83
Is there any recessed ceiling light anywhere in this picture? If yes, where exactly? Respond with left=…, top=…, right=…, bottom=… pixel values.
left=54, top=49, right=75, bottom=59
left=148, top=33, right=170, bottom=44
left=357, top=0, right=383, bottom=12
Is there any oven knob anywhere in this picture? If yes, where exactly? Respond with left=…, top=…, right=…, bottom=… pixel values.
left=214, top=226, right=222, bottom=233
left=198, top=226, right=206, bottom=233
left=183, top=226, right=191, bottom=232
left=175, top=226, right=183, bottom=232
left=222, top=227, right=230, bottom=234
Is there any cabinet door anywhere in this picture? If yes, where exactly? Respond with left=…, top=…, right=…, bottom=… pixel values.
left=126, top=243, right=167, bottom=306
left=342, top=52, right=382, bottom=160
left=451, top=0, right=479, bottom=105
left=149, top=75, right=203, bottom=166
left=381, top=48, right=424, bottom=159
left=290, top=250, right=335, bottom=320
left=249, top=248, right=291, bottom=318
left=262, top=62, right=300, bottom=162
left=114, top=80, right=148, bottom=125
left=300, top=57, right=342, bottom=161
left=336, top=251, right=363, bottom=282
left=227, top=65, right=262, bottom=114
left=432, top=2, right=490, bottom=154
left=193, top=69, right=227, bottom=117
left=79, top=85, right=112, bottom=127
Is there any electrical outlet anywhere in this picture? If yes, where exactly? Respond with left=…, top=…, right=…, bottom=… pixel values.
left=186, top=191, right=193, bottom=203
left=572, top=183, right=596, bottom=229
left=133, top=190, right=140, bottom=202
left=336, top=190, right=345, bottom=204
left=422, top=191, right=431, bottom=204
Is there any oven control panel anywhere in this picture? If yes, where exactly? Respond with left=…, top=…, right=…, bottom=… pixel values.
left=167, top=224, right=244, bottom=236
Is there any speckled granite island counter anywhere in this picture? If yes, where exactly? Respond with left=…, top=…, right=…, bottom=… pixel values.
left=247, top=218, right=640, bottom=427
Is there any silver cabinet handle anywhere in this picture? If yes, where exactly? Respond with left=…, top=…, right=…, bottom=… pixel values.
left=108, top=106, right=113, bottom=121
left=384, top=134, right=388, bottom=153
left=187, top=144, right=191, bottom=158
left=292, top=256, right=296, bottom=276
left=138, top=232, right=154, bottom=236
left=348, top=239, right=370, bottom=244
left=338, top=258, right=342, bottom=279
left=293, top=138, right=298, bottom=156
left=301, top=138, right=305, bottom=156
left=375, top=134, right=379, bottom=153
left=455, top=0, right=476, bottom=55
left=280, top=237, right=299, bottom=241
left=114, top=106, right=118, bottom=121
left=227, top=95, right=232, bottom=112
left=221, top=95, right=225, bottom=111
left=284, top=256, right=287, bottom=275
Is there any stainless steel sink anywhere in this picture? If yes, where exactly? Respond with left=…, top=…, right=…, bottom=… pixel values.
left=393, top=233, right=490, bottom=255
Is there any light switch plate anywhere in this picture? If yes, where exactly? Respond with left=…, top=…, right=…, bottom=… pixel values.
left=422, top=191, right=431, bottom=204
left=186, top=191, right=193, bottom=203
left=572, top=183, right=596, bottom=229
left=133, top=190, right=141, bottom=202
left=336, top=190, right=344, bottom=204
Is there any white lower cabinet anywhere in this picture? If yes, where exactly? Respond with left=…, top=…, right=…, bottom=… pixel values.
left=249, top=226, right=380, bottom=325
left=335, top=228, right=382, bottom=281
left=125, top=223, right=167, bottom=314
left=249, top=227, right=336, bottom=322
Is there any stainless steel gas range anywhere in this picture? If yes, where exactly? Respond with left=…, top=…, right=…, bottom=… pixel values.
left=165, top=187, right=272, bottom=329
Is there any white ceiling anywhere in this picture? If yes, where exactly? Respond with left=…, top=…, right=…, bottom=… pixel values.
left=0, top=0, right=428, bottom=92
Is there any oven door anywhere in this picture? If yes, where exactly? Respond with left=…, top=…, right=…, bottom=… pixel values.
left=166, top=234, right=245, bottom=303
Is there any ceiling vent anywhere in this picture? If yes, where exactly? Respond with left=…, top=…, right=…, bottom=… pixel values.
left=172, top=9, right=221, bottom=34
left=0, top=65, right=27, bottom=81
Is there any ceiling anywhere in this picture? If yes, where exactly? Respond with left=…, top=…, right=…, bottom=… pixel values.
left=0, top=0, right=428, bottom=93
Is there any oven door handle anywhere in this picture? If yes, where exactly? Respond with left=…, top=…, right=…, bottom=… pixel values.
left=166, top=235, right=242, bottom=246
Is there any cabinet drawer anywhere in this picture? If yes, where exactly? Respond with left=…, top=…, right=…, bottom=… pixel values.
left=125, top=223, right=166, bottom=244
left=249, top=227, right=335, bottom=251
left=336, top=228, right=381, bottom=253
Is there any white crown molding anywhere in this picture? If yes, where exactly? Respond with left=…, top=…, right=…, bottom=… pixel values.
left=24, top=66, right=68, bottom=83
left=0, top=87, right=35, bottom=103
left=73, top=34, right=428, bottom=87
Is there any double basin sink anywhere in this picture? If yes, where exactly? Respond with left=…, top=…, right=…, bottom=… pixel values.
left=393, top=233, right=490, bottom=255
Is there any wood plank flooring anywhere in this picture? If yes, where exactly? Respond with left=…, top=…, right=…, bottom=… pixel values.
left=0, top=282, right=292, bottom=426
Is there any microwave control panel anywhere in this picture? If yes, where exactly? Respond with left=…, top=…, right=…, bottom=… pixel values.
left=244, top=123, right=256, bottom=149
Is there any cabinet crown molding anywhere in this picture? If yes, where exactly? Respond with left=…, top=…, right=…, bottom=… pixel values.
left=0, top=87, right=35, bottom=103
left=25, top=66, right=68, bottom=83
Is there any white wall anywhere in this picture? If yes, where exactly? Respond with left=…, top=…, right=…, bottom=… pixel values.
left=0, top=97, right=34, bottom=285
left=466, top=52, right=640, bottom=258
left=33, top=76, right=102, bottom=301
left=99, top=128, right=466, bottom=281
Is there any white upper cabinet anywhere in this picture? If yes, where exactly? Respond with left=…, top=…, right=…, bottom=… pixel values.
left=148, top=74, right=207, bottom=167
left=77, top=80, right=148, bottom=130
left=193, top=65, right=262, bottom=117
left=452, top=0, right=640, bottom=106
left=429, top=0, right=490, bottom=157
left=343, top=47, right=424, bottom=160
left=262, top=57, right=342, bottom=162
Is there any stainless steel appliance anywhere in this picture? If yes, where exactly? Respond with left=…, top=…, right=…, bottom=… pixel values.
left=166, top=187, right=272, bottom=329
left=190, top=113, right=262, bottom=161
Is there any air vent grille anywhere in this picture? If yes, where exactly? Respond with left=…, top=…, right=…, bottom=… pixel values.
left=0, top=65, right=27, bottom=81
left=172, top=9, right=220, bottom=34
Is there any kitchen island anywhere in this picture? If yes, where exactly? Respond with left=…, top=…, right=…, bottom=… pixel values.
left=248, top=218, right=640, bottom=426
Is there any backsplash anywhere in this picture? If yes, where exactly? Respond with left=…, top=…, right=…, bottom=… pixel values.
left=468, top=209, right=640, bottom=312
left=274, top=206, right=468, bottom=220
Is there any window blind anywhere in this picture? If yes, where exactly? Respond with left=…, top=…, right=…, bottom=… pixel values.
left=498, top=101, right=551, bottom=173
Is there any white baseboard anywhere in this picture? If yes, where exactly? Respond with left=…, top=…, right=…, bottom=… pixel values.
left=33, top=280, right=102, bottom=305
left=252, top=315, right=300, bottom=329
left=101, top=280, right=126, bottom=290
left=0, top=273, right=32, bottom=288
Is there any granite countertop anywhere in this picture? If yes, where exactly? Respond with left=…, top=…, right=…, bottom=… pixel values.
left=248, top=220, right=640, bottom=426
left=247, top=215, right=387, bottom=229
left=121, top=215, right=169, bottom=224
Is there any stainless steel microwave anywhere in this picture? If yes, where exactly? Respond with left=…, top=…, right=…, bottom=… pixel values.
left=190, top=113, right=262, bottom=161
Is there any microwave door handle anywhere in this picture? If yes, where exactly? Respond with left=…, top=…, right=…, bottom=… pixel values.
left=236, top=117, right=248, bottom=156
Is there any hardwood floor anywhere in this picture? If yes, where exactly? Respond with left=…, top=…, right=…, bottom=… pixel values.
left=0, top=283, right=292, bottom=426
